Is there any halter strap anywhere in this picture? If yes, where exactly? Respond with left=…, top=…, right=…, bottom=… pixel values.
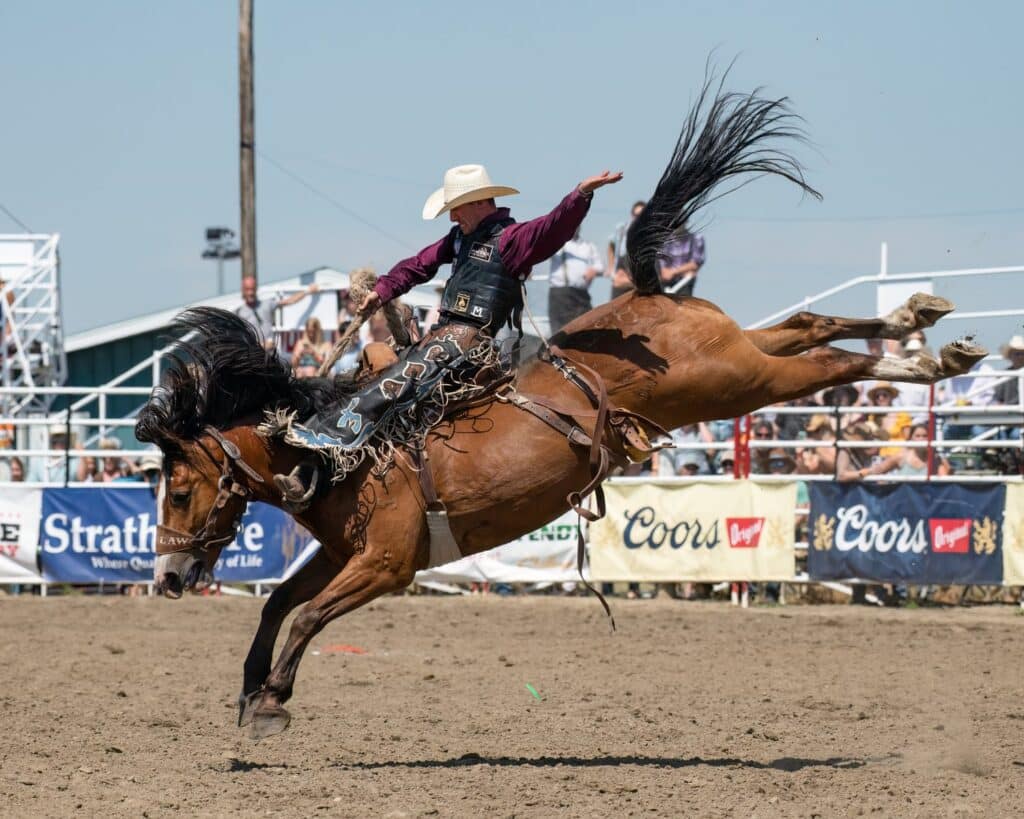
left=155, top=426, right=264, bottom=556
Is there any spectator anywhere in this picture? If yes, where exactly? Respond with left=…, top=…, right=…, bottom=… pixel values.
left=136, top=451, right=163, bottom=494
left=368, top=312, right=392, bottom=344
left=658, top=231, right=706, bottom=296
left=674, top=449, right=706, bottom=477
left=776, top=395, right=820, bottom=440
left=5, top=456, right=25, bottom=482
left=714, top=449, right=736, bottom=476
left=866, top=381, right=911, bottom=450
left=750, top=420, right=776, bottom=474
left=836, top=422, right=898, bottom=481
left=892, top=423, right=952, bottom=477
left=607, top=201, right=645, bottom=300
left=766, top=448, right=796, bottom=475
left=820, top=383, right=860, bottom=433
left=75, top=454, right=99, bottom=482
left=291, top=316, right=332, bottom=378
left=98, top=439, right=126, bottom=482
left=45, top=427, right=80, bottom=483
left=0, top=276, right=13, bottom=347
left=548, top=227, right=603, bottom=332
left=656, top=423, right=714, bottom=476
left=235, top=275, right=319, bottom=351
left=993, top=335, right=1024, bottom=406
left=894, top=338, right=931, bottom=422
left=797, top=414, right=837, bottom=475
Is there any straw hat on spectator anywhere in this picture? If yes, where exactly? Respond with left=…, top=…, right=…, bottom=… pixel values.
left=867, top=381, right=900, bottom=402
left=137, top=452, right=162, bottom=473
left=846, top=420, right=889, bottom=441
left=422, top=164, right=519, bottom=219
left=805, top=414, right=834, bottom=436
left=1000, top=334, right=1024, bottom=359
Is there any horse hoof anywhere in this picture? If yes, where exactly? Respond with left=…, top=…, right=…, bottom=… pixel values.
left=908, top=293, right=955, bottom=328
left=249, top=704, right=291, bottom=740
left=237, top=690, right=262, bottom=728
left=940, top=338, right=987, bottom=376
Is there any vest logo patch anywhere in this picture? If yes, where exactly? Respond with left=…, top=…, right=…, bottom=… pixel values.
left=471, top=305, right=486, bottom=318
left=453, top=292, right=471, bottom=312
left=468, top=242, right=493, bottom=262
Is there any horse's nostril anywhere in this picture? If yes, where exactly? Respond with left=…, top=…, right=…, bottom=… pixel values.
left=160, top=572, right=183, bottom=599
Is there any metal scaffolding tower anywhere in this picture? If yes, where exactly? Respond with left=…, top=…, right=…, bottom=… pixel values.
left=0, top=233, right=67, bottom=415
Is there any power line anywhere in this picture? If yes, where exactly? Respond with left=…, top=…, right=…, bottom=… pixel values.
left=256, top=149, right=417, bottom=252
left=0, top=204, right=33, bottom=233
left=711, top=206, right=1024, bottom=225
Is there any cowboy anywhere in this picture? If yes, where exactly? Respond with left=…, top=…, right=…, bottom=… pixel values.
left=274, top=164, right=622, bottom=506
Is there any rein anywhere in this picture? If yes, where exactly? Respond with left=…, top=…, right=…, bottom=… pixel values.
left=516, top=285, right=618, bottom=627
left=155, top=426, right=265, bottom=556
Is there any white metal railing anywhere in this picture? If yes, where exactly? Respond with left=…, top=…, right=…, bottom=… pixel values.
left=747, top=253, right=1024, bottom=329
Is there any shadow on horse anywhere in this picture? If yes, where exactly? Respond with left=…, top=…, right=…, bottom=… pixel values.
left=137, top=78, right=985, bottom=739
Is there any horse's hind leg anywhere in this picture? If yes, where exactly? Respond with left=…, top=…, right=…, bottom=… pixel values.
left=746, top=292, right=954, bottom=356
left=247, top=549, right=418, bottom=740
left=237, top=549, right=339, bottom=728
left=757, top=338, right=987, bottom=403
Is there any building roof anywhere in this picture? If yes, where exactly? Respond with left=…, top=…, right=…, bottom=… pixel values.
left=65, top=267, right=444, bottom=353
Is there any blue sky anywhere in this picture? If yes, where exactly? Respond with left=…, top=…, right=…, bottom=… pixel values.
left=2, top=1, right=1022, bottom=347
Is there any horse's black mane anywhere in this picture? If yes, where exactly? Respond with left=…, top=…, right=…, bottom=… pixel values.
left=627, top=62, right=822, bottom=295
left=135, top=307, right=342, bottom=452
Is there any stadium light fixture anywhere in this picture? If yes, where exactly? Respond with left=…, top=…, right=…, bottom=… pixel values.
left=201, top=227, right=241, bottom=296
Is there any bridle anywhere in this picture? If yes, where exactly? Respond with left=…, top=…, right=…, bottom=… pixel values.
left=155, top=425, right=265, bottom=556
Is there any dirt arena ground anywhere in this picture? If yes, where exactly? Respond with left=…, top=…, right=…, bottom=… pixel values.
left=1, top=594, right=1022, bottom=818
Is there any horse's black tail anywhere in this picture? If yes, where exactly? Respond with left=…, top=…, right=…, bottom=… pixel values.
left=626, top=67, right=822, bottom=295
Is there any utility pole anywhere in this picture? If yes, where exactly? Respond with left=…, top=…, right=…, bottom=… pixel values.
left=239, top=0, right=257, bottom=286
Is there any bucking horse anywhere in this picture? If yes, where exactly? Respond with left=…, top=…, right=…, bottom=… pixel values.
left=136, top=77, right=986, bottom=739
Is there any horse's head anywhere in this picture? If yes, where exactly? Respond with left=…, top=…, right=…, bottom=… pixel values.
left=153, top=426, right=265, bottom=598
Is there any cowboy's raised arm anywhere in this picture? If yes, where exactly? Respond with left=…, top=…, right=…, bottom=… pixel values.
left=500, top=171, right=622, bottom=271
left=365, top=233, right=457, bottom=311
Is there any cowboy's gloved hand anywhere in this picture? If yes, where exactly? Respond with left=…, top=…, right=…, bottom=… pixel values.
left=578, top=171, right=624, bottom=195
left=358, top=291, right=381, bottom=316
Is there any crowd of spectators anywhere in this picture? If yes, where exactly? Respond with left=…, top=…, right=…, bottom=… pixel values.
left=627, top=331, right=1023, bottom=481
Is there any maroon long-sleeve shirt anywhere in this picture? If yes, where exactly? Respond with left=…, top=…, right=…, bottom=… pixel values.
left=373, top=187, right=593, bottom=304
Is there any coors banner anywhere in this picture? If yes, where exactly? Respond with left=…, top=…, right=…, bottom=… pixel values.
left=588, top=481, right=797, bottom=581
left=808, top=482, right=1004, bottom=585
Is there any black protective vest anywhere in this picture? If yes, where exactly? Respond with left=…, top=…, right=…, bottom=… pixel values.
left=439, top=216, right=521, bottom=333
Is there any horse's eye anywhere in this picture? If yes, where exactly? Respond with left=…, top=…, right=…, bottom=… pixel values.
left=169, top=491, right=191, bottom=507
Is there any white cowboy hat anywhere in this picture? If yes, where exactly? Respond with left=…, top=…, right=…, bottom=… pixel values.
left=422, top=164, right=519, bottom=220
left=1000, top=334, right=1024, bottom=357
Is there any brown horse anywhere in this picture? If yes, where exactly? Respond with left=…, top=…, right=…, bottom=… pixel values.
left=136, top=83, right=987, bottom=739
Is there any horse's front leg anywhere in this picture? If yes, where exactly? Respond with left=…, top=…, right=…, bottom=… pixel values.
left=237, top=548, right=340, bottom=727
left=247, top=552, right=416, bottom=740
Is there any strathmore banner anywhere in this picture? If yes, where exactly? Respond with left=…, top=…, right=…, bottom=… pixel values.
left=588, top=481, right=797, bottom=581
left=38, top=488, right=313, bottom=583
left=1003, top=484, right=1024, bottom=586
left=808, top=482, right=1005, bottom=584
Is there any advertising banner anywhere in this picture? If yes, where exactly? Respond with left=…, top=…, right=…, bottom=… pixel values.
left=0, top=488, right=43, bottom=581
left=38, top=488, right=312, bottom=583
left=415, top=511, right=580, bottom=585
left=808, top=483, right=1004, bottom=584
left=588, top=481, right=797, bottom=581
left=1003, top=484, right=1024, bottom=586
